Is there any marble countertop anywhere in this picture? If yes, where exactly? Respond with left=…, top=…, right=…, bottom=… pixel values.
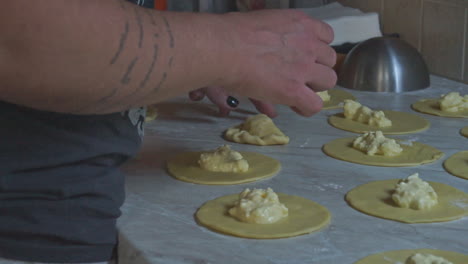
left=117, top=76, right=468, bottom=264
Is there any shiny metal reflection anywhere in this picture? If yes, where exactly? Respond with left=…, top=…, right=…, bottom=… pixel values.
left=338, top=37, right=430, bottom=93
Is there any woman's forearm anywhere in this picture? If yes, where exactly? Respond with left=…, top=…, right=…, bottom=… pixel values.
left=0, top=0, right=231, bottom=114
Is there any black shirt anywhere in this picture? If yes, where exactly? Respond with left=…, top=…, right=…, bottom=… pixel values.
left=0, top=100, right=145, bottom=262
left=0, top=0, right=153, bottom=261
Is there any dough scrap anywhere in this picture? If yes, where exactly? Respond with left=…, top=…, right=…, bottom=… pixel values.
left=224, top=114, right=289, bottom=146
left=195, top=192, right=330, bottom=239
left=345, top=179, right=468, bottom=223
left=328, top=111, right=430, bottom=134
left=412, top=99, right=468, bottom=118
left=443, top=151, right=468, bottom=180
left=322, top=89, right=356, bottom=110
left=354, top=249, right=468, bottom=264
left=322, top=137, right=444, bottom=167
left=167, top=151, right=280, bottom=185
left=461, top=126, right=468, bottom=137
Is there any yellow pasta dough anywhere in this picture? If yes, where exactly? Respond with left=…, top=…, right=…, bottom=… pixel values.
left=167, top=151, right=280, bottom=185
left=322, top=89, right=356, bottom=110
left=412, top=99, right=468, bottom=118
left=443, top=151, right=468, bottom=180
left=354, top=249, right=468, bottom=264
left=322, top=137, right=444, bottom=167
left=328, top=110, right=430, bottom=134
left=346, top=179, right=468, bottom=223
left=195, top=192, right=330, bottom=239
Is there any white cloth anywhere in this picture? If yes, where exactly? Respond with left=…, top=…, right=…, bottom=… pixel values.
left=299, top=2, right=382, bottom=46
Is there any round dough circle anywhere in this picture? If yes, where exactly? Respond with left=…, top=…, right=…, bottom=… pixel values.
left=195, top=193, right=331, bottom=239
left=346, top=179, right=468, bottom=223
left=412, top=98, right=468, bottom=118
left=322, top=89, right=355, bottom=110
left=167, top=151, right=280, bottom=185
left=322, top=137, right=444, bottom=167
left=354, top=249, right=468, bottom=264
left=328, top=110, right=430, bottom=134
left=461, top=126, right=468, bottom=137
left=443, top=151, right=468, bottom=180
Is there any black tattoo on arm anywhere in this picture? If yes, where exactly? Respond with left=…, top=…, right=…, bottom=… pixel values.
left=134, top=7, right=144, bottom=48
left=139, top=44, right=159, bottom=89
left=110, top=22, right=130, bottom=65
left=144, top=8, right=157, bottom=26
left=162, top=16, right=174, bottom=48
left=121, top=57, right=139, bottom=84
left=152, top=72, right=167, bottom=93
left=168, top=56, right=173, bottom=68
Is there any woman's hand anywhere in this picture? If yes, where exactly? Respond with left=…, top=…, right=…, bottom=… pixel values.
left=189, top=86, right=277, bottom=118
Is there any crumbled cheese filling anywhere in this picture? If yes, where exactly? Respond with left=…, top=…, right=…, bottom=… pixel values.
left=439, top=92, right=468, bottom=112
left=392, top=173, right=438, bottom=210
left=352, top=131, right=402, bottom=156
left=317, top=91, right=331, bottom=102
left=228, top=188, right=288, bottom=224
left=198, top=145, right=249, bottom=173
left=344, top=100, right=392, bottom=128
left=406, top=253, right=453, bottom=264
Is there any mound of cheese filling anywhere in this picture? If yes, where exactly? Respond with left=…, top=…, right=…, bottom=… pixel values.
left=317, top=91, right=331, bottom=102
left=198, top=145, right=249, bottom=173
left=344, top=100, right=392, bottom=128
left=406, top=253, right=452, bottom=264
left=228, top=188, right=288, bottom=224
left=352, top=131, right=403, bottom=156
left=439, top=92, right=468, bottom=112
left=392, top=173, right=438, bottom=210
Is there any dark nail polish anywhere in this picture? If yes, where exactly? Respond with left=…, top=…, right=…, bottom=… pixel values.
left=227, top=96, right=239, bottom=108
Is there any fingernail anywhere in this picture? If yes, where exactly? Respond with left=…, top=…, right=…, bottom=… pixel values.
left=226, top=96, right=239, bottom=108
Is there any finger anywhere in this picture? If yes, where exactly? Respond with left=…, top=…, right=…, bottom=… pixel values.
left=189, top=89, right=206, bottom=101
left=306, top=63, right=337, bottom=92
left=315, top=42, right=337, bottom=68
left=205, top=87, right=237, bottom=116
left=290, top=87, right=323, bottom=116
left=316, top=21, right=334, bottom=44
left=249, top=98, right=277, bottom=118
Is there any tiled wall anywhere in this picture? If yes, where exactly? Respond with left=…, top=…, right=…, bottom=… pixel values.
left=337, top=0, right=468, bottom=84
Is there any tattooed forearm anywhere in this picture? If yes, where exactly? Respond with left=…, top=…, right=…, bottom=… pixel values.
left=110, top=22, right=130, bottom=65
left=134, top=7, right=144, bottom=48
left=153, top=72, right=167, bottom=93
left=96, top=87, right=119, bottom=105
left=161, top=16, right=174, bottom=48
left=139, top=44, right=159, bottom=89
left=117, top=0, right=126, bottom=10
left=144, top=8, right=157, bottom=26
left=121, top=57, right=139, bottom=84
left=168, top=56, right=173, bottom=68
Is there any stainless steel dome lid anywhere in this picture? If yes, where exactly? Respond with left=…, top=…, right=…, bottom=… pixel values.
left=337, top=37, right=430, bottom=93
